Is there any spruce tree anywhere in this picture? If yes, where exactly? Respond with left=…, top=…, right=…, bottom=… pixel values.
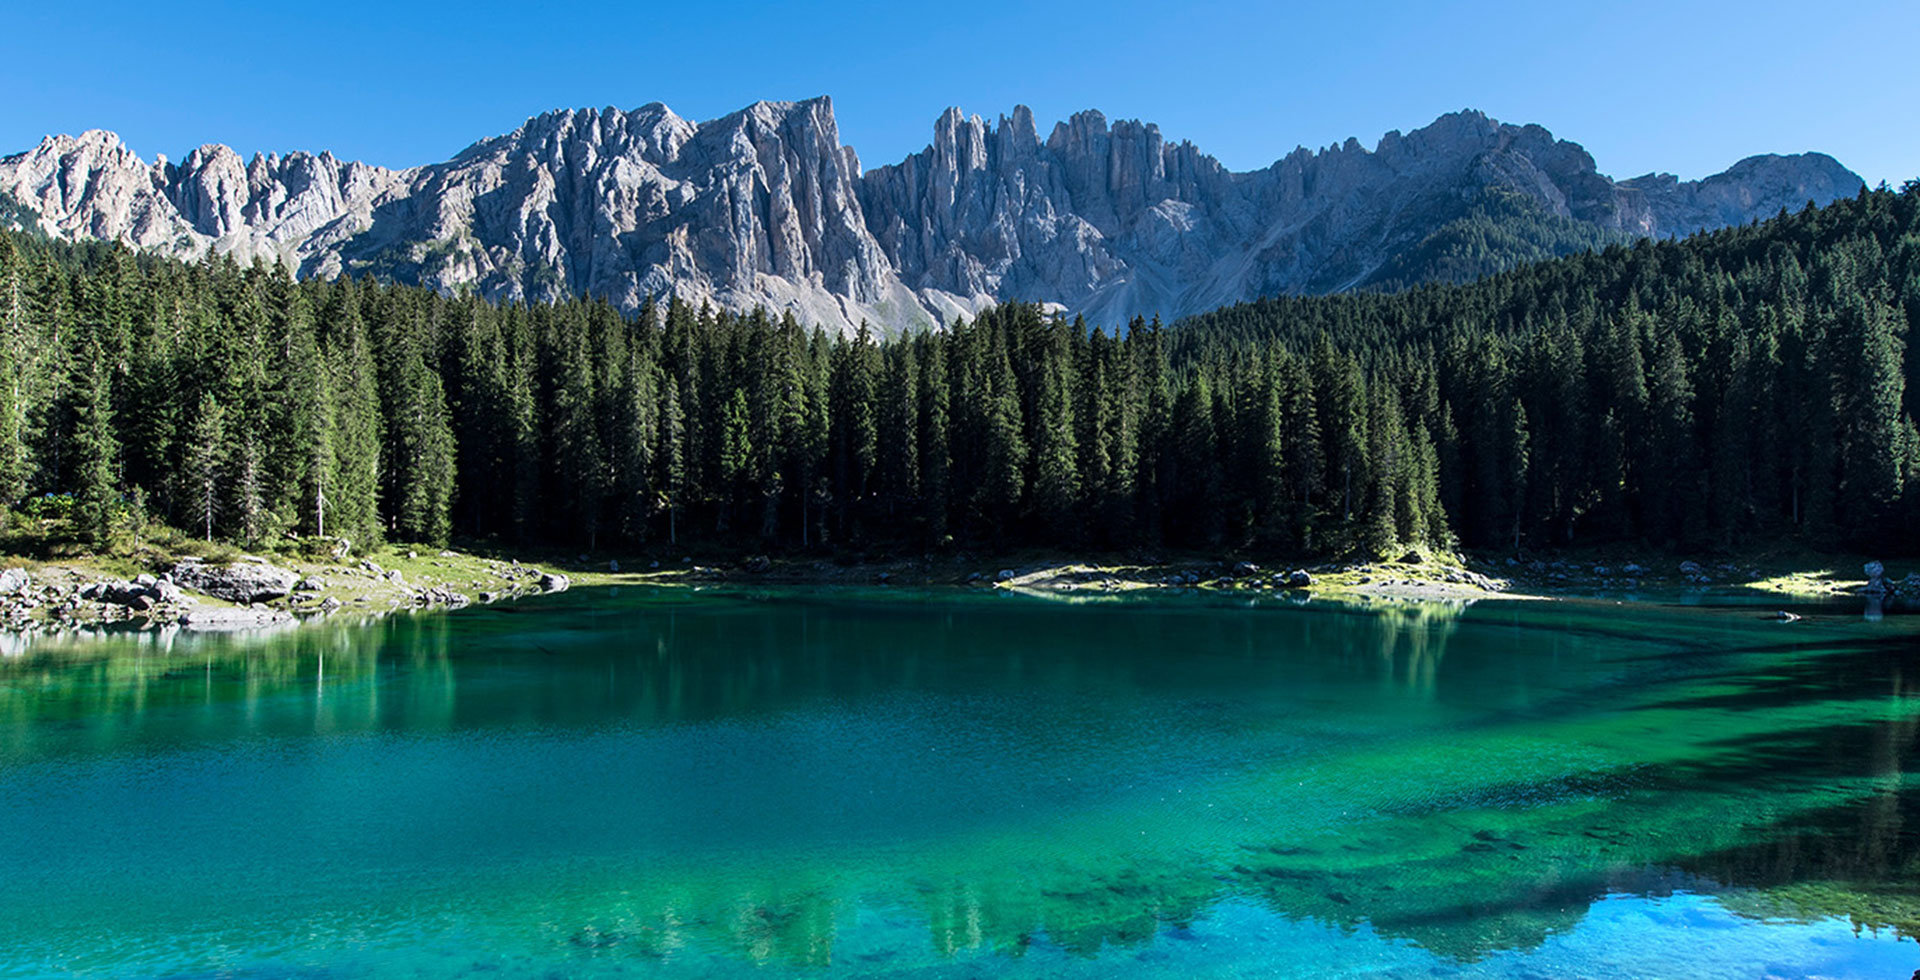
left=183, top=392, right=227, bottom=541
left=67, top=328, right=119, bottom=547
left=0, top=234, right=32, bottom=516
left=320, top=281, right=383, bottom=550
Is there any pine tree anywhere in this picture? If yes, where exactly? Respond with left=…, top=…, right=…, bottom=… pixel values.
left=1312, top=337, right=1366, bottom=527
left=1029, top=325, right=1080, bottom=531
left=183, top=392, right=227, bottom=541
left=1835, top=296, right=1908, bottom=521
left=1170, top=377, right=1224, bottom=546
left=876, top=342, right=920, bottom=519
left=918, top=335, right=952, bottom=543
left=320, top=282, right=383, bottom=550
left=0, top=234, right=32, bottom=517
left=67, top=328, right=119, bottom=547
left=393, top=361, right=457, bottom=545
left=660, top=373, right=688, bottom=546
left=1642, top=327, right=1697, bottom=545
left=978, top=326, right=1027, bottom=537
left=829, top=325, right=880, bottom=535
left=717, top=387, right=752, bottom=531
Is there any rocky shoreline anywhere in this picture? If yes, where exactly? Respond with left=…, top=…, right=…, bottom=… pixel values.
left=621, top=549, right=1918, bottom=608
left=3, top=543, right=1910, bottom=640
left=0, top=551, right=573, bottom=638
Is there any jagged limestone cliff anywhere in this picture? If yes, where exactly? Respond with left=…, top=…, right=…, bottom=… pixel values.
left=0, top=99, right=1863, bottom=332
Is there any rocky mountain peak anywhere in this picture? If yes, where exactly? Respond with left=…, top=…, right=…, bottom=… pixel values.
left=0, top=101, right=1867, bottom=333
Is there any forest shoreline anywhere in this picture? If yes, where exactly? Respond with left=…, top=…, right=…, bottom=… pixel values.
left=1, top=541, right=1904, bottom=639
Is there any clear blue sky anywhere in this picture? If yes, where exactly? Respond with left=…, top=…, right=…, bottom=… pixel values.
left=3, top=0, right=1913, bottom=186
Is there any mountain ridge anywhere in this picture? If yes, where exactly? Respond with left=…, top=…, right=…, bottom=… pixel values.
left=0, top=99, right=1863, bottom=332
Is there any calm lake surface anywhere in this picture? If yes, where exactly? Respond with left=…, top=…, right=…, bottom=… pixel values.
left=1, top=586, right=1917, bottom=978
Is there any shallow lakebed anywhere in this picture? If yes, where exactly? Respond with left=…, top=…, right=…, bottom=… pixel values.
left=1, top=586, right=1916, bottom=978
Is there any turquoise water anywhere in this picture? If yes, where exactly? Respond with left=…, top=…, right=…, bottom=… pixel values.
left=1, top=586, right=1917, bottom=978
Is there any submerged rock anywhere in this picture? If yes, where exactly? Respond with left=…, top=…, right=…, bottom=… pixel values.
left=179, top=606, right=295, bottom=630
left=170, top=560, right=300, bottom=603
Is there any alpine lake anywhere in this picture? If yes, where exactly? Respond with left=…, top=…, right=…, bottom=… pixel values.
left=2, top=583, right=1918, bottom=979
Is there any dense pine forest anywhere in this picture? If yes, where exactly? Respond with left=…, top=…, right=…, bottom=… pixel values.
left=0, top=184, right=1917, bottom=560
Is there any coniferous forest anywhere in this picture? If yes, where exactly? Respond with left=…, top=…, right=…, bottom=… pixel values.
left=1, top=184, right=1918, bottom=559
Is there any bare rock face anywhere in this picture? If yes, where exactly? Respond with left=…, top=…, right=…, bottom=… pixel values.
left=0, top=102, right=1864, bottom=333
left=859, top=108, right=1864, bottom=326
left=1617, top=153, right=1865, bottom=236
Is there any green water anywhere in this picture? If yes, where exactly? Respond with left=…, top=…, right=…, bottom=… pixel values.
left=1, top=587, right=1917, bottom=978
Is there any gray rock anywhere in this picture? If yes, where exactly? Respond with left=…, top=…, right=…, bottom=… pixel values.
left=297, top=577, right=325, bottom=591
left=1286, top=569, right=1314, bottom=588
left=0, top=568, right=31, bottom=596
left=170, top=561, right=300, bottom=603
left=538, top=571, right=570, bottom=593
left=99, top=580, right=148, bottom=605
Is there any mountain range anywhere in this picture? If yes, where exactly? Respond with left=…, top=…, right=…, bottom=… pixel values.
left=0, top=97, right=1864, bottom=332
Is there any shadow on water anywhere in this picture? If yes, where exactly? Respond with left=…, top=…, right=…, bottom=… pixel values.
left=1636, top=632, right=1920, bottom=713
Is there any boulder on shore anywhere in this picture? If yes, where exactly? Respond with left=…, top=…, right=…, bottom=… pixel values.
left=170, top=560, right=300, bottom=603
left=537, top=571, right=571, bottom=593
left=0, top=568, right=28, bottom=595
